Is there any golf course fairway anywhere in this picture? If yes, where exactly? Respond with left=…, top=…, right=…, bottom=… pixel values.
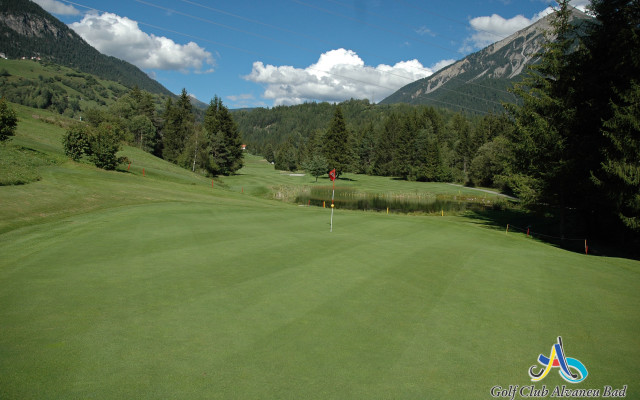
left=1, top=111, right=639, bottom=399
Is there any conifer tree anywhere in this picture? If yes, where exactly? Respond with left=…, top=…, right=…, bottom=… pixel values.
left=162, top=89, right=194, bottom=163
left=582, top=0, right=640, bottom=233
left=504, top=0, right=578, bottom=212
left=355, top=123, right=377, bottom=174
left=203, top=96, right=244, bottom=176
left=598, top=83, right=640, bottom=231
left=322, top=105, right=354, bottom=177
left=373, top=113, right=402, bottom=176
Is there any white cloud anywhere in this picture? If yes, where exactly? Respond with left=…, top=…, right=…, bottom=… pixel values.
left=70, top=12, right=215, bottom=73
left=227, top=94, right=255, bottom=102
left=431, top=59, right=456, bottom=72
left=462, top=0, right=589, bottom=52
left=465, top=14, right=537, bottom=50
left=244, top=48, right=450, bottom=106
left=227, top=94, right=263, bottom=109
left=569, top=0, right=590, bottom=12
left=415, top=26, right=436, bottom=37
left=32, top=0, right=80, bottom=15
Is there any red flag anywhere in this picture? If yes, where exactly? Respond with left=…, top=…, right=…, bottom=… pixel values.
left=329, top=169, right=336, bottom=181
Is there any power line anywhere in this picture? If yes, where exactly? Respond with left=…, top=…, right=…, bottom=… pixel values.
left=317, top=0, right=518, bottom=98
left=158, top=0, right=507, bottom=108
left=135, top=0, right=314, bottom=54
left=177, top=0, right=504, bottom=108
left=395, top=0, right=510, bottom=42
left=59, top=0, right=503, bottom=113
left=60, top=0, right=423, bottom=103
left=290, top=0, right=458, bottom=55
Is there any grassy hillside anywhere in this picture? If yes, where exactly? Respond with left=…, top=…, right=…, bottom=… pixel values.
left=0, top=0, right=172, bottom=96
left=1, top=106, right=638, bottom=399
left=0, top=59, right=173, bottom=118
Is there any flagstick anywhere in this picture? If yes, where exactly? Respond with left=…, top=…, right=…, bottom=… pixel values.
left=330, top=178, right=335, bottom=232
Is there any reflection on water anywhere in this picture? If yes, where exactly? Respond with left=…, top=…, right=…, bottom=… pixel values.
left=295, top=186, right=501, bottom=214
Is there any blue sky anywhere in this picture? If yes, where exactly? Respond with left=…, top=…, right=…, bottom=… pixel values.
left=36, top=0, right=589, bottom=108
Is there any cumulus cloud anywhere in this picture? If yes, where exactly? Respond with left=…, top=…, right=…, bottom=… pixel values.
left=227, top=94, right=255, bottom=102
left=70, top=12, right=215, bottom=73
left=244, top=48, right=453, bottom=106
left=462, top=0, right=589, bottom=51
left=33, top=0, right=80, bottom=15
left=463, top=13, right=539, bottom=50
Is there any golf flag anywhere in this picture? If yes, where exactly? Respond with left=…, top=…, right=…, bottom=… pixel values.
left=329, top=168, right=336, bottom=232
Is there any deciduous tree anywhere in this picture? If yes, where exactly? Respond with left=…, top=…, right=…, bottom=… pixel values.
left=0, top=98, right=18, bottom=142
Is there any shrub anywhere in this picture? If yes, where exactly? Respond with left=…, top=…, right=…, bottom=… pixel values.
left=0, top=98, right=18, bottom=142
left=89, top=123, right=121, bottom=170
left=63, top=124, right=92, bottom=160
left=63, top=122, right=121, bottom=170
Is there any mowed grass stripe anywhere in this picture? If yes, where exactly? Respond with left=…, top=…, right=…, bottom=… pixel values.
left=2, top=199, right=638, bottom=398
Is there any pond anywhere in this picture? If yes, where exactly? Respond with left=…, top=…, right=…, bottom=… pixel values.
left=294, top=186, right=503, bottom=214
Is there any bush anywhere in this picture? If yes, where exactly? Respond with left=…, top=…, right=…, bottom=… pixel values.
left=62, top=122, right=121, bottom=170
left=0, top=98, right=18, bottom=142
left=90, top=123, right=121, bottom=170
left=63, top=124, right=91, bottom=160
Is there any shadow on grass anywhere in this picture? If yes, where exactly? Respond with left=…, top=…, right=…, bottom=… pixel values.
left=335, top=177, right=357, bottom=182
left=463, top=208, right=640, bottom=260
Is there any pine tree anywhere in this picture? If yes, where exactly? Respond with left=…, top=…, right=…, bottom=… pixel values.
left=322, top=105, right=354, bottom=178
left=597, top=82, right=640, bottom=231
left=203, top=96, right=244, bottom=176
left=162, top=89, right=194, bottom=163
left=451, top=113, right=474, bottom=181
left=504, top=0, right=578, bottom=214
left=391, top=115, right=414, bottom=179
left=275, top=137, right=298, bottom=172
left=355, top=123, right=377, bottom=174
left=373, top=113, right=402, bottom=176
left=583, top=0, right=640, bottom=234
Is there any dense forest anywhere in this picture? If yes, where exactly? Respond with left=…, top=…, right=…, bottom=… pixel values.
left=233, top=100, right=512, bottom=186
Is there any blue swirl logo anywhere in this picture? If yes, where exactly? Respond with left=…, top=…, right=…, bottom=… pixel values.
left=529, top=336, right=588, bottom=383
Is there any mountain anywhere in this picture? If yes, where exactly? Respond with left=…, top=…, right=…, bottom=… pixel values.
left=380, top=8, right=591, bottom=114
left=0, top=0, right=172, bottom=96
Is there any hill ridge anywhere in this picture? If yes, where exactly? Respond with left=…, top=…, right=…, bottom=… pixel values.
left=380, top=8, right=591, bottom=113
left=0, top=0, right=173, bottom=96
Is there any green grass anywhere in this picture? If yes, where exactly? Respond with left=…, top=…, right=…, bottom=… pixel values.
left=1, top=110, right=639, bottom=399
left=0, top=58, right=130, bottom=110
left=227, top=154, right=508, bottom=202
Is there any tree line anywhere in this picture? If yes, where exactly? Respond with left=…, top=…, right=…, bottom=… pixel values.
left=504, top=0, right=639, bottom=239
left=62, top=87, right=243, bottom=176
left=233, top=0, right=639, bottom=243
left=235, top=99, right=514, bottom=187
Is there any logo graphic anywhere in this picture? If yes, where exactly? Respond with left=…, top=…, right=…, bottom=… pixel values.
left=529, top=336, right=588, bottom=383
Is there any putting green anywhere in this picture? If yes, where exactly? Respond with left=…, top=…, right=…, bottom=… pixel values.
left=1, top=197, right=638, bottom=399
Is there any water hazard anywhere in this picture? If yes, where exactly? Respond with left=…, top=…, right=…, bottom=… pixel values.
left=294, top=186, right=502, bottom=214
